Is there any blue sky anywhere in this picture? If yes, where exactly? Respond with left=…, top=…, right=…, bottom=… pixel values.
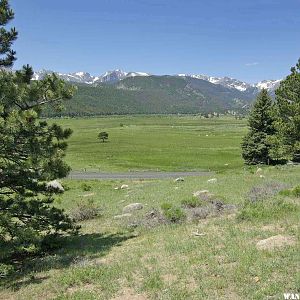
left=9, top=0, right=300, bottom=83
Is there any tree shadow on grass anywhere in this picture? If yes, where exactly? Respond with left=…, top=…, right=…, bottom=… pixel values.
left=4, top=231, right=136, bottom=290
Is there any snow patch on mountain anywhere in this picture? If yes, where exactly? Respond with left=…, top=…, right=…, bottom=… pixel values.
left=32, top=69, right=280, bottom=93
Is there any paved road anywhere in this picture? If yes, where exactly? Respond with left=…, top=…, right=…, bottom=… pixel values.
left=68, top=171, right=212, bottom=180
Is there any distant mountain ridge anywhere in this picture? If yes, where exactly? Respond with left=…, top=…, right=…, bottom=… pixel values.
left=33, top=69, right=281, bottom=94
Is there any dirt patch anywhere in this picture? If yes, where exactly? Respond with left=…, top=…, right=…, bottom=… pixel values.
left=162, top=273, right=177, bottom=284
left=256, top=235, right=297, bottom=250
left=185, top=277, right=198, bottom=291
left=66, top=283, right=97, bottom=295
left=112, top=288, right=148, bottom=300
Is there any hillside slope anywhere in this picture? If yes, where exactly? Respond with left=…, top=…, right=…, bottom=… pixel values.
left=44, top=76, right=255, bottom=116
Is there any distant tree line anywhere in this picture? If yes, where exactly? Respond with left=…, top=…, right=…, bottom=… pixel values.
left=242, top=59, right=300, bottom=165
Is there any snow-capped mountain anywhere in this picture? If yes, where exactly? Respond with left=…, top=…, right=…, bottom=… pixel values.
left=177, top=73, right=281, bottom=93
left=255, top=79, right=281, bottom=91
left=33, top=69, right=281, bottom=94
left=33, top=69, right=150, bottom=84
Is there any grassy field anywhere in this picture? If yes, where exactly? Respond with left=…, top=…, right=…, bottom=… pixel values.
left=1, top=116, right=299, bottom=300
left=53, top=115, right=247, bottom=172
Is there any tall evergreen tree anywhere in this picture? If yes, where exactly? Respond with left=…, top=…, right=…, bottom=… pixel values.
left=241, top=89, right=276, bottom=165
left=0, top=0, right=17, bottom=67
left=275, top=58, right=300, bottom=162
left=0, top=1, right=78, bottom=265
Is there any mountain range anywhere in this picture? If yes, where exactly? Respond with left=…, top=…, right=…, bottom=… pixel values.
left=33, top=69, right=281, bottom=94
left=35, top=69, right=282, bottom=117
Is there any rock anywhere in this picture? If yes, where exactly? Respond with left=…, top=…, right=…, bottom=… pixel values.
left=222, top=204, right=238, bottom=213
left=193, top=190, right=210, bottom=197
left=174, top=177, right=184, bottom=182
left=224, top=163, right=229, bottom=166
left=82, top=193, right=95, bottom=197
left=256, top=235, right=296, bottom=251
left=46, top=180, right=64, bottom=192
left=122, top=203, right=143, bottom=213
left=114, top=213, right=132, bottom=219
left=259, top=175, right=265, bottom=178
left=256, top=168, right=263, bottom=174
left=121, top=184, right=129, bottom=189
left=207, top=178, right=217, bottom=184
left=114, top=187, right=119, bottom=190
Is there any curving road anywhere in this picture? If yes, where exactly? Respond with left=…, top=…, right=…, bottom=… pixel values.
left=68, top=171, right=213, bottom=180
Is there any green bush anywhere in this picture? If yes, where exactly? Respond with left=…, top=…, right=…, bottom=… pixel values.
left=292, top=185, right=300, bottom=197
left=279, top=185, right=300, bottom=197
left=161, top=203, right=186, bottom=223
left=70, top=199, right=101, bottom=222
left=0, top=263, right=14, bottom=279
left=237, top=199, right=298, bottom=222
left=181, top=197, right=201, bottom=208
left=81, top=183, right=92, bottom=192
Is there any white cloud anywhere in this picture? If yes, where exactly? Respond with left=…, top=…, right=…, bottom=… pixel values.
left=245, top=62, right=259, bottom=67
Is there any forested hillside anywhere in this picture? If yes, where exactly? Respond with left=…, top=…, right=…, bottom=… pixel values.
left=43, top=76, right=255, bottom=117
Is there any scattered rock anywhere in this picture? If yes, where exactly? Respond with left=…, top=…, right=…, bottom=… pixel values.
left=114, top=213, right=132, bottom=220
left=192, top=230, right=206, bottom=237
left=121, top=184, right=129, bottom=189
left=142, top=209, right=168, bottom=227
left=193, top=190, right=210, bottom=197
left=222, top=204, right=238, bottom=213
left=82, top=193, right=95, bottom=197
left=207, top=178, right=217, bottom=184
left=174, top=177, right=184, bottom=182
left=46, top=180, right=64, bottom=193
left=122, top=203, right=143, bottom=213
left=256, top=235, right=296, bottom=251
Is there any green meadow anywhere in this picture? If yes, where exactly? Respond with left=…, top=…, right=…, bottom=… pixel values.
left=1, top=116, right=299, bottom=300
left=54, top=115, right=247, bottom=172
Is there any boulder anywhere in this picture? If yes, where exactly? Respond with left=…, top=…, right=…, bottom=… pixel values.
left=46, top=180, right=64, bottom=193
left=122, top=203, right=143, bottom=213
left=114, top=213, right=132, bottom=219
left=193, top=190, right=210, bottom=197
left=174, top=177, right=184, bottom=182
left=207, top=178, right=217, bottom=184
left=256, top=235, right=296, bottom=251
left=256, top=168, right=263, bottom=174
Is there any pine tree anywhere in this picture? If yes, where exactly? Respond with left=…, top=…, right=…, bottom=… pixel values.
left=0, top=1, right=78, bottom=265
left=241, top=89, right=277, bottom=165
left=0, top=0, right=17, bottom=67
left=275, top=58, right=300, bottom=162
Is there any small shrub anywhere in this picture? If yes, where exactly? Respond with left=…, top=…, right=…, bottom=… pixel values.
left=248, top=181, right=288, bottom=202
left=181, top=197, right=201, bottom=208
left=70, top=199, right=101, bottom=222
left=81, top=183, right=92, bottom=192
left=160, top=202, right=172, bottom=211
left=237, top=199, right=297, bottom=222
left=0, top=263, right=14, bottom=279
left=280, top=185, right=300, bottom=197
left=292, top=185, right=300, bottom=197
left=161, top=203, right=186, bottom=223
